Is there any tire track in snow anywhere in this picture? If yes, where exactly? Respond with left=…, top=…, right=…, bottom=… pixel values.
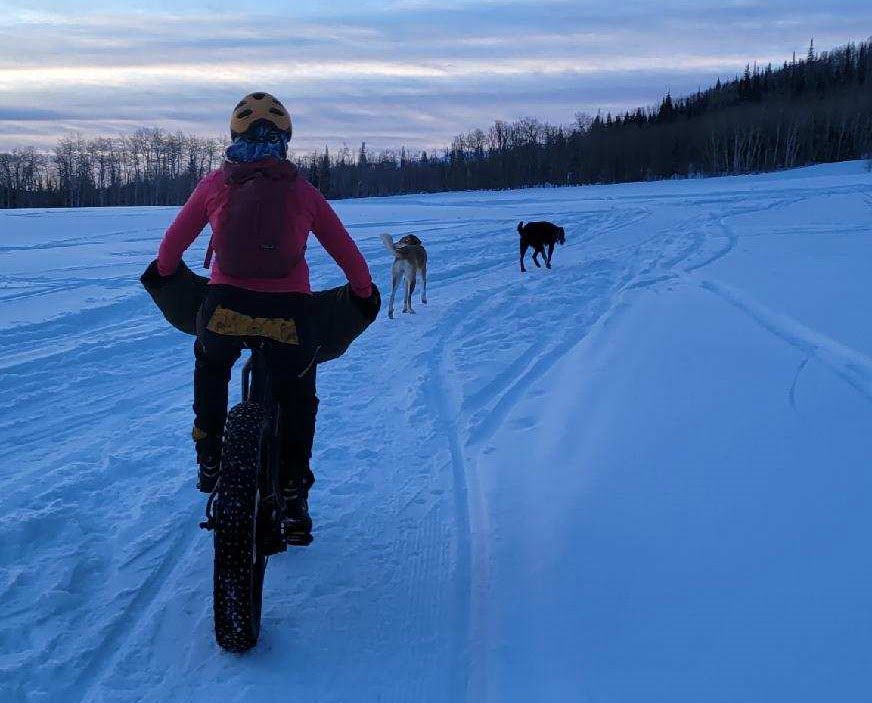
left=465, top=278, right=625, bottom=449
left=70, top=516, right=203, bottom=703
left=650, top=189, right=872, bottom=406
left=683, top=195, right=807, bottom=274
left=459, top=200, right=715, bottom=448
left=789, top=357, right=810, bottom=410
left=698, top=276, right=872, bottom=403
left=422, top=204, right=657, bottom=699
left=425, top=287, right=493, bottom=702
left=441, top=269, right=651, bottom=700
left=416, top=204, right=651, bottom=700
left=434, top=193, right=796, bottom=699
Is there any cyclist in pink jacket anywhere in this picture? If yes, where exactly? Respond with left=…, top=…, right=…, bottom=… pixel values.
left=156, top=92, right=377, bottom=545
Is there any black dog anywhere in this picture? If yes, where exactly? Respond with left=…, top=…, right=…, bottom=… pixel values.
left=518, top=221, right=565, bottom=272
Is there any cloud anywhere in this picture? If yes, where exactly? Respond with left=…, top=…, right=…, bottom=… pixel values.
left=0, top=107, right=67, bottom=121
left=0, top=1, right=869, bottom=152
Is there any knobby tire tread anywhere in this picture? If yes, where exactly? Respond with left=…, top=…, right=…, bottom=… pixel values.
left=213, top=401, right=267, bottom=653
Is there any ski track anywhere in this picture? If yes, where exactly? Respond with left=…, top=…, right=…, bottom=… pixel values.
left=426, top=288, right=490, bottom=700
left=697, top=276, right=872, bottom=403
left=2, top=162, right=871, bottom=702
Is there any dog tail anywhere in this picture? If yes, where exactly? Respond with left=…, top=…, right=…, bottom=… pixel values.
left=380, top=233, right=397, bottom=255
left=517, top=221, right=524, bottom=235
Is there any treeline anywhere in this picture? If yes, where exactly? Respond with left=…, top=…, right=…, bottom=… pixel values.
left=304, top=38, right=872, bottom=196
left=0, top=131, right=226, bottom=208
left=2, top=39, right=872, bottom=208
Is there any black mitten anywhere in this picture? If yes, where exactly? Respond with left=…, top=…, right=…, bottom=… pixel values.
left=351, top=285, right=381, bottom=322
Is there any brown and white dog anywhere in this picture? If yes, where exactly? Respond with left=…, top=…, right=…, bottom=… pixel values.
left=380, top=233, right=428, bottom=319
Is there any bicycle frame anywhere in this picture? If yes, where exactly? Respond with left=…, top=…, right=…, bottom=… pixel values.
left=241, top=347, right=270, bottom=404
left=240, top=346, right=287, bottom=557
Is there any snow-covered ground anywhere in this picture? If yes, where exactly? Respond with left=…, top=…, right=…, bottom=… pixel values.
left=2, top=161, right=871, bottom=703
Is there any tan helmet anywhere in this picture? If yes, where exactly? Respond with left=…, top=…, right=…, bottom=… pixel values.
left=230, top=92, right=292, bottom=139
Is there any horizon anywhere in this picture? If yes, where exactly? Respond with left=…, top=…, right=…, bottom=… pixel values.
left=2, top=2, right=871, bottom=154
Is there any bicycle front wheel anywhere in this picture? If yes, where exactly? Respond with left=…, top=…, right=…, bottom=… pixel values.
left=212, top=401, right=268, bottom=653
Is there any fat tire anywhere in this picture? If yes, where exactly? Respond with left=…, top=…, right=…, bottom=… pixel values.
left=212, top=401, right=268, bottom=653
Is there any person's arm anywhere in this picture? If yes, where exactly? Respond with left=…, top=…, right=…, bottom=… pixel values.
left=156, top=174, right=214, bottom=276
left=310, top=188, right=373, bottom=298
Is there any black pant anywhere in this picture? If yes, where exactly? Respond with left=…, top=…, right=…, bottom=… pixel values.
left=194, top=285, right=318, bottom=487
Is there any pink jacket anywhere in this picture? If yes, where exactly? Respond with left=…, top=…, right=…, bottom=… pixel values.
left=157, top=165, right=372, bottom=298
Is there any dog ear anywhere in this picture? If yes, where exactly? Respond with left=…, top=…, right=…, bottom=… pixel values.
left=517, top=221, right=524, bottom=234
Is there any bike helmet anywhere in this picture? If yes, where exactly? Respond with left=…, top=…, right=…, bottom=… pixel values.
left=230, top=92, right=292, bottom=140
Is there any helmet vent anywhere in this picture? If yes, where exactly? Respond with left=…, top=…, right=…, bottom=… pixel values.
left=236, top=108, right=253, bottom=118
left=252, top=92, right=266, bottom=100
left=269, top=108, right=286, bottom=116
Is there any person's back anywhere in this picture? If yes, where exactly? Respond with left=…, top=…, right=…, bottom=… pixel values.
left=155, top=92, right=378, bottom=544
left=158, top=152, right=372, bottom=297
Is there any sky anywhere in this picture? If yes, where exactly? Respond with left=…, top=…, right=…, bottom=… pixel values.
left=1, top=1, right=870, bottom=155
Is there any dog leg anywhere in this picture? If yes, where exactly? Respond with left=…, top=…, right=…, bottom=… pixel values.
left=421, top=263, right=428, bottom=304
left=546, top=242, right=554, bottom=269
left=404, top=272, right=415, bottom=314
left=389, top=265, right=402, bottom=319
left=520, top=239, right=529, bottom=273
left=532, top=248, right=542, bottom=268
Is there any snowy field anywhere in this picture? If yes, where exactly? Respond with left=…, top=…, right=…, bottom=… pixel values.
left=1, top=161, right=871, bottom=703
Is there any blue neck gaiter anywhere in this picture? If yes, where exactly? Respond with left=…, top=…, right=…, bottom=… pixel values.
left=225, top=124, right=289, bottom=163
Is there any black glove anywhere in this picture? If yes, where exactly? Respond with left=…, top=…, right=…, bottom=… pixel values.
left=350, top=283, right=381, bottom=322
left=140, top=259, right=178, bottom=289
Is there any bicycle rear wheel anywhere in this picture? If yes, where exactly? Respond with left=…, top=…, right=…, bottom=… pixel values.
left=212, top=401, right=268, bottom=653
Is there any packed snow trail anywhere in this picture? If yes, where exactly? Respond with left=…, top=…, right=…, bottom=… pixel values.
left=1, top=162, right=871, bottom=702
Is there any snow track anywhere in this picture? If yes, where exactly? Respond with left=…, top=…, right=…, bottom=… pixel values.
left=2, top=162, right=871, bottom=702
left=698, top=277, right=872, bottom=403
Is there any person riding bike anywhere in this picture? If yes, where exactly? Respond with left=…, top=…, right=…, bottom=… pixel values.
left=155, top=91, right=376, bottom=545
